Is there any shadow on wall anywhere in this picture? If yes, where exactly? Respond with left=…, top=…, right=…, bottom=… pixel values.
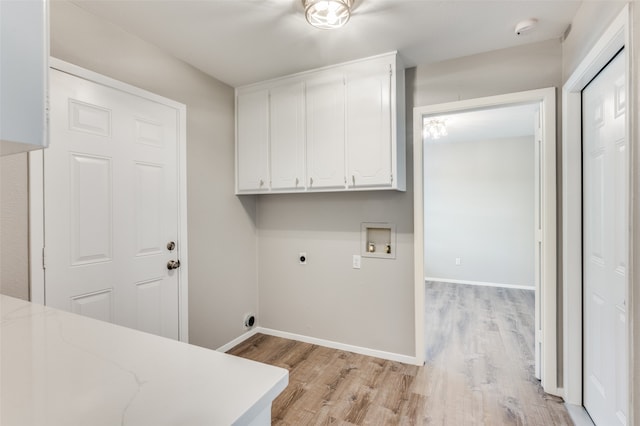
left=256, top=190, right=412, bottom=234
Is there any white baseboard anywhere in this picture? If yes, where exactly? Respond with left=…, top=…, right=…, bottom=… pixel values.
left=217, top=326, right=419, bottom=365
left=216, top=327, right=260, bottom=353
left=257, top=327, right=420, bottom=365
left=425, top=277, right=535, bottom=291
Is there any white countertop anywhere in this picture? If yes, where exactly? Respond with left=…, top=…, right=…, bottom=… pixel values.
left=0, top=295, right=288, bottom=425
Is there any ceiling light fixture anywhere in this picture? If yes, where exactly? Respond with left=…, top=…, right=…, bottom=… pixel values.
left=303, top=0, right=353, bottom=30
left=423, top=119, right=448, bottom=140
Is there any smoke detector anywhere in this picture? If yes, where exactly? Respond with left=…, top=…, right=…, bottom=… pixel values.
left=515, top=18, right=538, bottom=36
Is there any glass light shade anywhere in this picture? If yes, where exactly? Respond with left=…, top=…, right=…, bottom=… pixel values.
left=304, top=0, right=352, bottom=30
left=423, top=119, right=448, bottom=140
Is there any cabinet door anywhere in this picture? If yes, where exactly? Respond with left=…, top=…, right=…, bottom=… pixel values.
left=270, top=82, right=305, bottom=191
left=306, top=75, right=345, bottom=190
left=346, top=63, right=392, bottom=188
left=0, top=0, right=48, bottom=155
left=236, top=89, right=269, bottom=192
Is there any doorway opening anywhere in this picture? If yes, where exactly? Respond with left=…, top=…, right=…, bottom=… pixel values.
left=413, top=87, right=559, bottom=395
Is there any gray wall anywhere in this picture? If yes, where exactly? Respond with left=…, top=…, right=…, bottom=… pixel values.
left=561, top=1, right=628, bottom=82
left=0, top=1, right=622, bottom=367
left=49, top=1, right=258, bottom=350
left=424, top=136, right=535, bottom=287
left=257, top=39, right=562, bottom=357
left=412, top=40, right=563, bottom=108
left=0, top=153, right=29, bottom=300
left=409, top=39, right=563, bottom=373
left=257, top=190, right=415, bottom=355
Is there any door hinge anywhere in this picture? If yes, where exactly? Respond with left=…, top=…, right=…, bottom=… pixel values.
left=42, top=247, right=47, bottom=270
left=535, top=328, right=542, bottom=344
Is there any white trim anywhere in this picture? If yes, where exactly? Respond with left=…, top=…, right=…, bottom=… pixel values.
left=216, top=328, right=261, bottom=353
left=425, top=277, right=535, bottom=291
left=28, top=149, right=45, bottom=305
left=49, top=58, right=186, bottom=110
left=176, top=85, right=189, bottom=343
left=29, top=58, right=190, bottom=342
left=562, top=5, right=629, bottom=408
left=414, top=87, right=558, bottom=394
left=257, top=328, right=420, bottom=365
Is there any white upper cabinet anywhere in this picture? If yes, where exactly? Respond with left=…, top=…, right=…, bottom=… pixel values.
left=236, top=88, right=269, bottom=192
left=1, top=0, right=49, bottom=156
left=345, top=58, right=392, bottom=188
left=306, top=72, right=345, bottom=190
left=270, top=81, right=305, bottom=191
left=235, top=52, right=405, bottom=194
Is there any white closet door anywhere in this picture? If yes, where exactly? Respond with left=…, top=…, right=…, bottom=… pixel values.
left=582, top=49, right=628, bottom=426
left=45, top=69, right=181, bottom=340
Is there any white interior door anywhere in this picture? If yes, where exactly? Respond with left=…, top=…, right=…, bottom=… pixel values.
left=44, top=68, right=182, bottom=340
left=582, top=49, right=628, bottom=426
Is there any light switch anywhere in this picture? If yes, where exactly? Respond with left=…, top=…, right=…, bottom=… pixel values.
left=353, top=255, right=361, bottom=269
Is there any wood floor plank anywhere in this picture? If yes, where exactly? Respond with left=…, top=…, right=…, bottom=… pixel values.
left=228, top=282, right=573, bottom=425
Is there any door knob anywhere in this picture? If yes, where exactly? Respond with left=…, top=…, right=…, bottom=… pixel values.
left=167, top=260, right=181, bottom=270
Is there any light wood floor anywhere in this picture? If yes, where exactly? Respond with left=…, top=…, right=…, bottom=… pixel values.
left=228, top=282, right=573, bottom=425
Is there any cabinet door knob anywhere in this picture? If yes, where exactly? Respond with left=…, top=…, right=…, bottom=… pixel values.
left=295, top=177, right=299, bottom=186
left=259, top=179, right=264, bottom=187
left=352, top=175, right=355, bottom=186
left=310, top=177, right=313, bottom=186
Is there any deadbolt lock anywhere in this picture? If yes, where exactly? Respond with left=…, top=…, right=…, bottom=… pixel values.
left=167, top=241, right=176, bottom=251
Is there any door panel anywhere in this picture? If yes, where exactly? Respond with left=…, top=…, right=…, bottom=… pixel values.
left=582, top=49, right=627, bottom=426
left=69, top=154, right=113, bottom=265
left=134, top=162, right=164, bottom=256
left=236, top=89, right=269, bottom=191
left=346, top=63, right=392, bottom=188
left=46, top=69, right=181, bottom=340
left=306, top=74, right=345, bottom=190
left=270, top=81, right=305, bottom=190
left=70, top=289, right=113, bottom=322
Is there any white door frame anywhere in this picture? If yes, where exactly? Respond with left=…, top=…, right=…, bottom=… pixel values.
left=562, top=5, right=631, bottom=413
left=29, top=58, right=190, bottom=342
left=413, top=87, right=559, bottom=394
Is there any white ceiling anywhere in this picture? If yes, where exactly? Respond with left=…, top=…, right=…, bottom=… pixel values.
left=71, top=0, right=583, bottom=87
left=423, top=103, right=539, bottom=144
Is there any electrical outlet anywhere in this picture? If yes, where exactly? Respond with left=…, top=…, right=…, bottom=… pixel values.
left=455, top=257, right=461, bottom=266
left=353, top=255, right=361, bottom=269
